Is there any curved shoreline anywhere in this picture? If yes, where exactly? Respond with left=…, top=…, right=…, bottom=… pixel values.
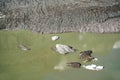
left=0, top=0, right=120, bottom=34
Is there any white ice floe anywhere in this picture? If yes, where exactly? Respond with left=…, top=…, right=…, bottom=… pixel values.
left=82, top=64, right=104, bottom=71
left=113, top=41, right=120, bottom=49
left=51, top=36, right=59, bottom=41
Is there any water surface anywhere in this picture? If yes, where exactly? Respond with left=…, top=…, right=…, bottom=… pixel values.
left=0, top=30, right=120, bottom=80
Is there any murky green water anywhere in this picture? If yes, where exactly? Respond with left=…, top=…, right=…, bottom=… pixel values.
left=0, top=30, right=120, bottom=80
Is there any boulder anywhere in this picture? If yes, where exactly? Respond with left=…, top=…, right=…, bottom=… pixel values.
left=54, top=44, right=76, bottom=54
left=51, top=36, right=59, bottom=41
left=80, top=50, right=94, bottom=62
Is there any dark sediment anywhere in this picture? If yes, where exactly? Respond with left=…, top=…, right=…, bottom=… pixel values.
left=0, top=0, right=120, bottom=33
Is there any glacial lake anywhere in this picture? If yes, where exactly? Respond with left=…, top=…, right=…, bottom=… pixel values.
left=0, top=30, right=120, bottom=80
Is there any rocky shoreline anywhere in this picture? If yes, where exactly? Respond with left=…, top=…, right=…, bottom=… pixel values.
left=0, top=0, right=120, bottom=34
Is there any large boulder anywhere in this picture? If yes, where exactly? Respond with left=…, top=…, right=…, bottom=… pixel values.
left=80, top=50, right=94, bottom=62
left=51, top=36, right=59, bottom=41
left=54, top=44, right=76, bottom=54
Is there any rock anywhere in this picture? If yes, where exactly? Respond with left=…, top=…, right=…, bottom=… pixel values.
left=80, top=50, right=94, bottom=62
left=67, top=62, right=81, bottom=68
left=51, top=36, right=59, bottom=41
left=54, top=44, right=76, bottom=54
left=82, top=64, right=104, bottom=71
left=18, top=44, right=31, bottom=51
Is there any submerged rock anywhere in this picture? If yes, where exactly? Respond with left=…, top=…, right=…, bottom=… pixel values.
left=67, top=62, right=81, bottom=68
left=18, top=44, right=31, bottom=51
left=80, top=50, right=94, bottom=62
left=54, top=44, right=76, bottom=54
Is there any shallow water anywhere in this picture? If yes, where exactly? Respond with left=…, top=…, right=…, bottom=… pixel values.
left=0, top=31, right=120, bottom=80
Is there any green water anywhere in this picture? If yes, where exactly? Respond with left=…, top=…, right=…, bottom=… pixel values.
left=0, top=30, right=120, bottom=80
